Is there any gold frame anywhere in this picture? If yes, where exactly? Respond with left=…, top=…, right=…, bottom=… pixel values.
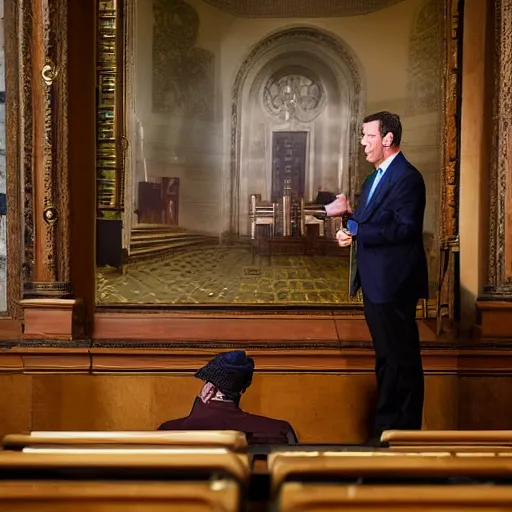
left=94, top=0, right=462, bottom=320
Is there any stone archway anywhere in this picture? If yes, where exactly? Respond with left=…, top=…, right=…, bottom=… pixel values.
left=229, top=27, right=365, bottom=235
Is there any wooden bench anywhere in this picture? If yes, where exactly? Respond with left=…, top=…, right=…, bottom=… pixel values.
left=0, top=450, right=249, bottom=511
left=381, top=429, right=512, bottom=445
left=279, top=484, right=512, bottom=511
left=0, top=480, right=240, bottom=512
left=2, top=430, right=248, bottom=452
left=270, top=453, right=512, bottom=510
left=269, top=454, right=512, bottom=492
left=381, top=430, right=512, bottom=452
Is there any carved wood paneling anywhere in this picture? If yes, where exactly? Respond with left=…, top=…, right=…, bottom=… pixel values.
left=485, top=0, right=512, bottom=298
left=18, top=0, right=34, bottom=286
left=435, top=0, right=463, bottom=331
left=440, top=0, right=461, bottom=245
left=4, top=0, right=23, bottom=318
left=19, top=0, right=71, bottom=298
left=1, top=344, right=512, bottom=373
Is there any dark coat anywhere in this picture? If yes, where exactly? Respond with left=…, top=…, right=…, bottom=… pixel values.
left=351, top=152, right=429, bottom=303
left=158, top=398, right=298, bottom=445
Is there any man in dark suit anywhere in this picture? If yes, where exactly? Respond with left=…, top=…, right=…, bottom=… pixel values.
left=326, top=111, right=428, bottom=444
left=158, top=350, right=298, bottom=445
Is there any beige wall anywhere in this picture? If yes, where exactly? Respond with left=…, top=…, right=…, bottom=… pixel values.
left=459, top=0, right=492, bottom=329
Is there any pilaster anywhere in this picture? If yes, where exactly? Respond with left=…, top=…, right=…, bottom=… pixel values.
left=18, top=0, right=79, bottom=339
left=477, top=0, right=512, bottom=337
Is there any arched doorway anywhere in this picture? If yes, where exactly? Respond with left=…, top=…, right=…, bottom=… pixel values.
left=229, top=27, right=365, bottom=235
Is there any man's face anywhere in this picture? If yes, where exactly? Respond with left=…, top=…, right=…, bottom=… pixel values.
left=361, top=120, right=386, bottom=167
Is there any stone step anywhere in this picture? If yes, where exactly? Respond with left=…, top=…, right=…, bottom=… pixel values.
left=127, top=224, right=217, bottom=263
left=130, top=232, right=211, bottom=245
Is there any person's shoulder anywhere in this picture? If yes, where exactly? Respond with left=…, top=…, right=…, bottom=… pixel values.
left=397, top=155, right=425, bottom=183
left=243, top=410, right=291, bottom=429
left=245, top=414, right=297, bottom=444
left=398, top=153, right=420, bottom=173
left=157, top=417, right=186, bottom=430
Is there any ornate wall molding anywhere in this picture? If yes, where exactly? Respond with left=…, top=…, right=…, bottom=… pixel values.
left=18, top=0, right=34, bottom=285
left=406, top=0, right=444, bottom=116
left=200, top=0, right=406, bottom=18
left=484, top=0, right=512, bottom=298
left=152, top=0, right=215, bottom=120
left=435, top=0, right=463, bottom=330
left=230, top=27, right=365, bottom=234
left=439, top=0, right=462, bottom=247
left=4, top=0, right=23, bottom=317
left=263, top=72, right=326, bottom=123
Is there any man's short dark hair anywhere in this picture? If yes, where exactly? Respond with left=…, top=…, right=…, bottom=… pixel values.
left=363, top=111, right=402, bottom=147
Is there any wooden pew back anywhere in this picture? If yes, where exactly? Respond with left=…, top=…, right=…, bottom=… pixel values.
left=0, top=449, right=249, bottom=481
left=382, top=429, right=512, bottom=447
left=0, top=450, right=248, bottom=512
left=2, top=430, right=248, bottom=452
left=272, top=453, right=512, bottom=511
left=279, top=484, right=512, bottom=511
left=269, top=454, right=512, bottom=492
left=1, top=480, right=239, bottom=512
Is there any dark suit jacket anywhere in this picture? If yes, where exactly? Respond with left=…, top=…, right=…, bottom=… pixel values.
left=350, top=152, right=428, bottom=303
left=158, top=398, right=298, bottom=445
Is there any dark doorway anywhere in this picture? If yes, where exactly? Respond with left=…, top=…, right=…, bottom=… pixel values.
left=271, top=131, right=307, bottom=202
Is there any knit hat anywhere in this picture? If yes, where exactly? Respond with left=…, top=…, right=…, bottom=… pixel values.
left=195, top=350, right=255, bottom=394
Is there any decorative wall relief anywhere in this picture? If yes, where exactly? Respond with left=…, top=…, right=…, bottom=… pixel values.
left=406, top=0, right=444, bottom=115
left=263, top=73, right=325, bottom=122
left=485, top=0, right=512, bottom=295
left=434, top=0, right=462, bottom=330
left=0, top=0, right=6, bottom=310
left=18, top=0, right=34, bottom=284
left=153, top=0, right=214, bottom=119
left=200, top=0, right=406, bottom=17
left=16, top=0, right=72, bottom=299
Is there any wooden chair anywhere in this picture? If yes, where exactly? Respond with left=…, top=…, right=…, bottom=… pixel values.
left=2, top=430, right=248, bottom=452
left=0, top=450, right=249, bottom=511
left=279, top=483, right=512, bottom=511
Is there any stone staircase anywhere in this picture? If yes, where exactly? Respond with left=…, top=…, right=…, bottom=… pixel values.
left=127, top=224, right=218, bottom=263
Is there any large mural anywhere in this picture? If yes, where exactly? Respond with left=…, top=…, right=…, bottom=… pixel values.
left=95, top=0, right=444, bottom=307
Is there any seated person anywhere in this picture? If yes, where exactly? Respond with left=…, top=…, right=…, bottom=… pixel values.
left=158, top=350, right=298, bottom=445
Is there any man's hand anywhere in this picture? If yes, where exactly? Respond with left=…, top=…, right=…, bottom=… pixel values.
left=336, top=228, right=353, bottom=248
left=325, top=194, right=353, bottom=217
